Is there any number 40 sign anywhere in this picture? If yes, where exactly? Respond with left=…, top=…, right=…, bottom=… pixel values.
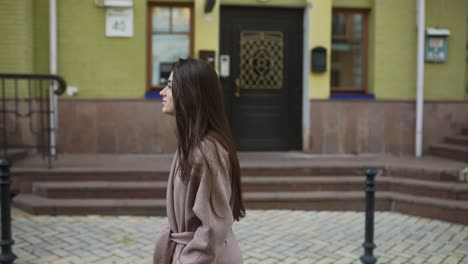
left=106, top=8, right=133, bottom=37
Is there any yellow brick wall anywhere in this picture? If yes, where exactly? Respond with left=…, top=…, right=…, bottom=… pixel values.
left=3, top=0, right=466, bottom=100
left=56, top=0, right=146, bottom=98
left=372, top=0, right=417, bottom=100
left=0, top=0, right=34, bottom=74
left=373, top=0, right=467, bottom=100
left=194, top=0, right=219, bottom=66
left=424, top=0, right=467, bottom=100
left=0, top=0, right=35, bottom=97
left=309, top=0, right=332, bottom=99
left=33, top=0, right=50, bottom=74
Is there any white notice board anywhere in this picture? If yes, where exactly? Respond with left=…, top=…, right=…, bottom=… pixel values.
left=106, top=8, right=133, bottom=37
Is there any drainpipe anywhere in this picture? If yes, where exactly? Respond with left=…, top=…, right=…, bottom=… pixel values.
left=415, top=0, right=425, bottom=157
left=302, top=3, right=311, bottom=151
left=49, top=0, right=57, bottom=156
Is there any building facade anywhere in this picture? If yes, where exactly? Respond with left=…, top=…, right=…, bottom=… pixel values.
left=1, top=0, right=468, bottom=155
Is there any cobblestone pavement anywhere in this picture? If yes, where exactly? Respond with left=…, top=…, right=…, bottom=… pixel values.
left=12, top=209, right=468, bottom=264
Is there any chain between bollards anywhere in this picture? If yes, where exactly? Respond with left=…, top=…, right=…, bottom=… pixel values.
left=360, top=168, right=377, bottom=264
left=0, top=159, right=17, bottom=264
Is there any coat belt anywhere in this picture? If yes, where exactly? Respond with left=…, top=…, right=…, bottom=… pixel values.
left=171, top=231, right=195, bottom=245
left=153, top=227, right=195, bottom=264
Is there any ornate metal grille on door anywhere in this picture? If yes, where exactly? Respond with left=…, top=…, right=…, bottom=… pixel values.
left=239, top=31, right=284, bottom=90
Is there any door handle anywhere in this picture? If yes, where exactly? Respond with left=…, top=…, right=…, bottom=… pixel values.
left=234, top=79, right=240, bottom=97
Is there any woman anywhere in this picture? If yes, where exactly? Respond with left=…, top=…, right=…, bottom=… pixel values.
left=153, top=58, right=245, bottom=264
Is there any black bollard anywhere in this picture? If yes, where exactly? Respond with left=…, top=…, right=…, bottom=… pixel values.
left=0, top=159, right=17, bottom=264
left=360, top=168, right=377, bottom=264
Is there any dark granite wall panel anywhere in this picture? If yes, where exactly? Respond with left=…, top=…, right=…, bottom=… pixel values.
left=310, top=100, right=468, bottom=155
left=53, top=99, right=468, bottom=154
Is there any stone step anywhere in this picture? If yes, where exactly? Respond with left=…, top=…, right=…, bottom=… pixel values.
left=372, top=167, right=457, bottom=182
left=33, top=181, right=168, bottom=199
left=11, top=170, right=169, bottom=193
left=462, top=127, right=468, bottom=135
left=242, top=176, right=365, bottom=192
left=429, top=143, right=468, bottom=162
left=12, top=165, right=459, bottom=194
left=13, top=166, right=368, bottom=181
left=33, top=178, right=364, bottom=199
left=445, top=135, right=468, bottom=145
left=243, top=191, right=392, bottom=211
left=0, top=148, right=29, bottom=162
left=385, top=177, right=468, bottom=200
left=13, top=194, right=167, bottom=216
left=240, top=167, right=366, bottom=177
left=31, top=176, right=468, bottom=201
left=14, top=192, right=468, bottom=225
left=391, top=192, right=468, bottom=225
left=245, top=191, right=468, bottom=225
left=244, top=176, right=468, bottom=199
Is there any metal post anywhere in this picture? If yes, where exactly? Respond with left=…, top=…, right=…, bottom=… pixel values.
left=0, top=159, right=17, bottom=264
left=415, top=0, right=426, bottom=157
left=1, top=79, right=7, bottom=159
left=360, top=168, right=377, bottom=264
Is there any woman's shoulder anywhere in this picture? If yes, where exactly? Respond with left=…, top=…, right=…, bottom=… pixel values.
left=195, top=136, right=229, bottom=165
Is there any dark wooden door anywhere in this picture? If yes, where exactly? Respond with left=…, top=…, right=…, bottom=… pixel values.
left=220, top=6, right=303, bottom=150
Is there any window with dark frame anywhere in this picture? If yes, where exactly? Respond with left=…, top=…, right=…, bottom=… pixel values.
left=147, top=4, right=193, bottom=91
left=331, top=9, right=369, bottom=94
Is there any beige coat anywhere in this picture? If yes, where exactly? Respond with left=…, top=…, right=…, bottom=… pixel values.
left=153, top=140, right=244, bottom=264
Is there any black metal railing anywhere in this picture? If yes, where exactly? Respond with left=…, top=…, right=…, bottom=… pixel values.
left=0, top=74, right=66, bottom=168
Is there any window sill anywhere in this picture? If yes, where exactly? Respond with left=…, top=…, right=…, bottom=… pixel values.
left=330, top=93, right=375, bottom=100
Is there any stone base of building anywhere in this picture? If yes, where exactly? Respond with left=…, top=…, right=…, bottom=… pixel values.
left=309, top=100, right=468, bottom=155
left=56, top=99, right=177, bottom=153
left=24, top=99, right=466, bottom=155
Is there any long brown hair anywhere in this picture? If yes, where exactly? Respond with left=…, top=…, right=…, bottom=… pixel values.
left=171, top=57, right=245, bottom=221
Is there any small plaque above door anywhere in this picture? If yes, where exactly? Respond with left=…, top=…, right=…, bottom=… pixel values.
left=240, top=30, right=284, bottom=90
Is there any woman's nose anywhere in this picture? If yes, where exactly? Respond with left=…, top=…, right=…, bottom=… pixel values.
left=159, top=88, right=165, bottom=97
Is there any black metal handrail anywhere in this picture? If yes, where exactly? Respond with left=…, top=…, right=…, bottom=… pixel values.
left=0, top=74, right=66, bottom=95
left=0, top=73, right=67, bottom=168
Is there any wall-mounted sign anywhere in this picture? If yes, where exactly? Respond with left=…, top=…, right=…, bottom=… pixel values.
left=425, top=28, right=450, bottom=63
left=311, top=46, right=327, bottom=73
left=106, top=8, right=133, bottom=37
left=220, top=55, right=230, bottom=77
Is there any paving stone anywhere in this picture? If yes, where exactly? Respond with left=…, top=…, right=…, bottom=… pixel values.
left=409, top=255, right=429, bottom=264
left=11, top=209, right=468, bottom=263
